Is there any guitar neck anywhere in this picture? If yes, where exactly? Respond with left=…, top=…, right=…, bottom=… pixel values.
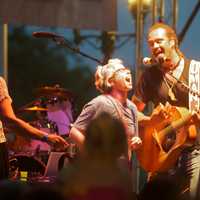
left=159, top=114, right=192, bottom=138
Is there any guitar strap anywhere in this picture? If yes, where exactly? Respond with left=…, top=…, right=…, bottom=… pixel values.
left=104, top=94, right=138, bottom=163
left=104, top=94, right=138, bottom=137
left=189, top=60, right=200, bottom=112
left=188, top=60, right=200, bottom=197
left=104, top=94, right=124, bottom=121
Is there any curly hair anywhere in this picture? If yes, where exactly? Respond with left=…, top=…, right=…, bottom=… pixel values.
left=95, top=58, right=125, bottom=93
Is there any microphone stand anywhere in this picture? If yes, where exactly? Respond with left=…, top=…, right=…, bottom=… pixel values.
left=50, top=35, right=104, bottom=65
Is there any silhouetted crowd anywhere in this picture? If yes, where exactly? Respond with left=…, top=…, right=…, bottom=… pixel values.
left=0, top=113, right=191, bottom=200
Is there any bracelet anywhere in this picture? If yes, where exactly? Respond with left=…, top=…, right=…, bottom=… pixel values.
left=41, top=134, right=49, bottom=142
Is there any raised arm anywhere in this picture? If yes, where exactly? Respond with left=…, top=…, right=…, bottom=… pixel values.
left=0, top=94, right=67, bottom=148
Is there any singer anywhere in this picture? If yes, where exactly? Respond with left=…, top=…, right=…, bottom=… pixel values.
left=136, top=22, right=200, bottom=200
left=69, top=58, right=142, bottom=153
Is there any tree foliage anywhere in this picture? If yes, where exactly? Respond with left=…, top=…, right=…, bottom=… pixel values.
left=8, top=26, right=97, bottom=119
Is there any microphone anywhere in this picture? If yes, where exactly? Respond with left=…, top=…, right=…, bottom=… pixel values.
left=32, top=31, right=62, bottom=39
left=143, top=57, right=153, bottom=65
left=143, top=56, right=170, bottom=66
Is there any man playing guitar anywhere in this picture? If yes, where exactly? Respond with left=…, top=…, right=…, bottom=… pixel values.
left=136, top=22, right=200, bottom=200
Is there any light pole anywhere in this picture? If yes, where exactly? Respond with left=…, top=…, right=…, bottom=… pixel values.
left=128, top=0, right=152, bottom=194
left=0, top=23, right=8, bottom=83
left=128, top=0, right=152, bottom=85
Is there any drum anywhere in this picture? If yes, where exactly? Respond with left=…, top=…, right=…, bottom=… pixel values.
left=7, top=119, right=57, bottom=155
left=46, top=98, right=73, bottom=136
left=29, top=119, right=57, bottom=153
left=9, top=154, right=46, bottom=180
left=7, top=119, right=57, bottom=165
left=5, top=122, right=32, bottom=153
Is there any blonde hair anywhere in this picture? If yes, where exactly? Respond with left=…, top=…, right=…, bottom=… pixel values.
left=95, top=58, right=125, bottom=93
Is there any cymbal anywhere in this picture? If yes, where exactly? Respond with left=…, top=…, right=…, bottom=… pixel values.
left=34, top=85, right=74, bottom=100
left=23, top=106, right=48, bottom=111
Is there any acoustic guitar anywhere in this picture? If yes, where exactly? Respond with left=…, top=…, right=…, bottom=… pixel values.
left=137, top=104, right=198, bottom=173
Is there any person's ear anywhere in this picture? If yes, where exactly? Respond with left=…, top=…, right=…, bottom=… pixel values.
left=107, top=77, right=114, bottom=88
left=169, top=39, right=175, bottom=48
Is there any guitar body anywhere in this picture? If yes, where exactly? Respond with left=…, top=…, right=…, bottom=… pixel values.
left=137, top=104, right=197, bottom=173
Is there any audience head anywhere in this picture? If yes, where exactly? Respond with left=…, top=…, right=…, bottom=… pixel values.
left=84, top=112, right=128, bottom=160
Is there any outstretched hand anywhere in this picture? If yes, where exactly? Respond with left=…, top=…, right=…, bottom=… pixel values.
left=47, top=134, right=69, bottom=149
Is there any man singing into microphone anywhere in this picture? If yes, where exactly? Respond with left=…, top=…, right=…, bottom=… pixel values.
left=136, top=22, right=200, bottom=200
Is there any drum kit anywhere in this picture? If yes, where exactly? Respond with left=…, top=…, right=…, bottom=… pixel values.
left=7, top=85, right=77, bottom=181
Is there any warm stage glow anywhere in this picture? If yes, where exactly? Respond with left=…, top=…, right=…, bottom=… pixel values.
left=128, top=0, right=152, bottom=7
left=128, top=0, right=152, bottom=17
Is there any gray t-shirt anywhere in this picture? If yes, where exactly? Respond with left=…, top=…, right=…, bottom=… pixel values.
left=73, top=94, right=138, bottom=138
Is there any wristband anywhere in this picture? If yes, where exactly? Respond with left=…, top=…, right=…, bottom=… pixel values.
left=41, top=134, right=49, bottom=142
